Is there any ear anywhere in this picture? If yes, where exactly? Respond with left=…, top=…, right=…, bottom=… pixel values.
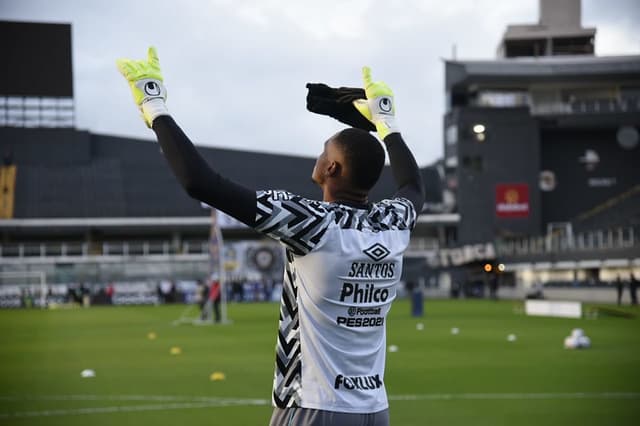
left=327, top=161, right=341, bottom=177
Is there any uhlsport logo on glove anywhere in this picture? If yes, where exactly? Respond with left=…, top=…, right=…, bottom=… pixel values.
left=378, top=98, right=392, bottom=113
left=145, top=81, right=162, bottom=96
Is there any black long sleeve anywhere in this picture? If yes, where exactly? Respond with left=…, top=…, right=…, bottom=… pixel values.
left=151, top=116, right=423, bottom=223
left=152, top=115, right=256, bottom=226
left=383, top=133, right=425, bottom=212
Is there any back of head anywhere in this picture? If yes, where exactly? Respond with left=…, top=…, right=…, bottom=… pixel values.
left=332, top=128, right=385, bottom=192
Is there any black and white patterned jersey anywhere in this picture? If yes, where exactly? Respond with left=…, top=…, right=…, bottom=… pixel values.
left=255, top=189, right=417, bottom=414
left=151, top=116, right=424, bottom=414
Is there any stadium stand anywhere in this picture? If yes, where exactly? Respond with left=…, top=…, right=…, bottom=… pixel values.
left=1, top=12, right=638, bottom=306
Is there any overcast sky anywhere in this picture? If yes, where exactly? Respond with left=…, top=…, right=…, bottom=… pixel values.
left=2, top=0, right=639, bottom=166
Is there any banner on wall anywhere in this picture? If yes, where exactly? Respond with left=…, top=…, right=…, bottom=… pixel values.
left=424, top=243, right=496, bottom=268
left=496, top=183, right=529, bottom=218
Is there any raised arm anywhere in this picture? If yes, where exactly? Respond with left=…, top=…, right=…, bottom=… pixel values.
left=152, top=116, right=256, bottom=226
left=382, top=133, right=424, bottom=211
left=352, top=67, right=425, bottom=211
left=116, top=47, right=256, bottom=226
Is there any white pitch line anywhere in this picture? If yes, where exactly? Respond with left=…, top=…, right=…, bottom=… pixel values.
left=1, top=392, right=639, bottom=418
left=0, top=399, right=269, bottom=419
left=388, top=392, right=640, bottom=401
left=0, top=395, right=263, bottom=403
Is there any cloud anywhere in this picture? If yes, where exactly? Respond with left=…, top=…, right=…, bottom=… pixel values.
left=583, top=0, right=640, bottom=55
left=2, top=0, right=639, bottom=166
left=595, top=24, right=640, bottom=55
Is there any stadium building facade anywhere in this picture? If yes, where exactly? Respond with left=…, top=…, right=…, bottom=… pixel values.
left=0, top=20, right=441, bottom=307
left=2, top=0, right=639, bottom=307
left=438, top=0, right=640, bottom=300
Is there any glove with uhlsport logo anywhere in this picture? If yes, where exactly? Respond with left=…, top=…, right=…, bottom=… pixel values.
left=352, top=66, right=400, bottom=140
left=116, top=46, right=169, bottom=128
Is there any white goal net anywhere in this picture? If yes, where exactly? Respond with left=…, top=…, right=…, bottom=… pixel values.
left=0, top=271, right=47, bottom=308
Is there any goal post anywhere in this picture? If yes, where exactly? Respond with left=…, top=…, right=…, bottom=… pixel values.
left=0, top=270, right=47, bottom=308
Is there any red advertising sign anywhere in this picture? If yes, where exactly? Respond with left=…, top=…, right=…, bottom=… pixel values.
left=496, top=184, right=529, bottom=218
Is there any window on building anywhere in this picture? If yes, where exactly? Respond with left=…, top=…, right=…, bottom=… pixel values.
left=446, top=125, right=458, bottom=145
left=551, top=36, right=594, bottom=55
left=476, top=90, right=530, bottom=108
left=0, top=96, right=74, bottom=128
left=445, top=226, right=458, bottom=245
left=462, top=156, right=484, bottom=172
left=504, top=38, right=547, bottom=57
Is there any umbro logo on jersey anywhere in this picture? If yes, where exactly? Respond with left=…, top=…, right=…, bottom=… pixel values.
left=363, top=243, right=390, bottom=261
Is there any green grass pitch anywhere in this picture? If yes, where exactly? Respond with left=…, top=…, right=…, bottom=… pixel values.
left=1, top=299, right=639, bottom=425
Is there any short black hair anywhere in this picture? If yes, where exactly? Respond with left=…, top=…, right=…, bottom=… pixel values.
left=332, top=128, right=385, bottom=191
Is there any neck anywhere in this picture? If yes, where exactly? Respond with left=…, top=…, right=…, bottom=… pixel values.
left=322, top=186, right=368, bottom=205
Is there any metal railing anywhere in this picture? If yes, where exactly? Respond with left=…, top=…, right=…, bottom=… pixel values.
left=407, top=237, right=440, bottom=252
left=0, top=240, right=210, bottom=259
left=1, top=226, right=637, bottom=261
left=495, top=226, right=637, bottom=257
left=531, top=97, right=640, bottom=116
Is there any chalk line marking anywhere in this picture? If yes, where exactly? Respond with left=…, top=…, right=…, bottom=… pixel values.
left=1, top=392, right=638, bottom=418
left=388, top=392, right=640, bottom=401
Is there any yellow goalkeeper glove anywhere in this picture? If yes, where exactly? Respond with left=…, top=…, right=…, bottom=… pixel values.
left=353, top=66, right=400, bottom=140
left=116, top=46, right=168, bottom=128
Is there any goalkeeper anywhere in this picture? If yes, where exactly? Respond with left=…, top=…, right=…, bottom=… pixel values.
left=117, top=47, right=424, bottom=426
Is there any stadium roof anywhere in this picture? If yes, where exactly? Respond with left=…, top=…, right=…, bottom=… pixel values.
left=445, top=55, right=640, bottom=89
left=501, top=23, right=595, bottom=40
left=0, top=127, right=441, bottom=220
